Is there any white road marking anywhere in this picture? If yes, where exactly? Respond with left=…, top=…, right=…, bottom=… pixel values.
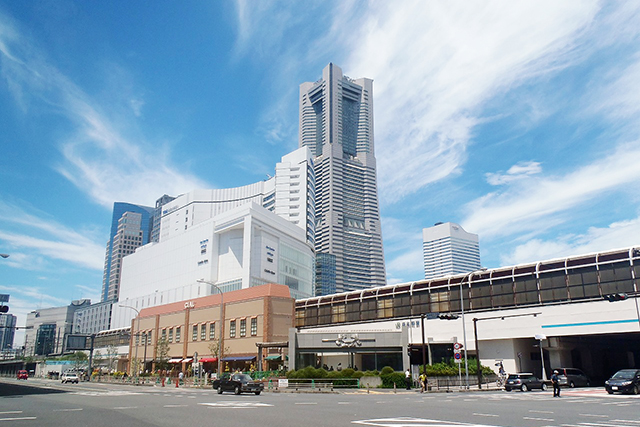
left=0, top=417, right=37, bottom=421
left=523, top=417, right=554, bottom=422
left=581, top=414, right=609, bottom=418
left=113, top=407, right=138, bottom=410
left=612, top=420, right=640, bottom=424
left=529, top=410, right=554, bottom=414
left=472, top=413, right=499, bottom=417
left=352, top=416, right=507, bottom=426
left=0, top=412, right=22, bottom=415
left=53, top=409, right=83, bottom=412
left=295, top=402, right=318, bottom=405
left=163, top=404, right=188, bottom=408
left=338, top=402, right=351, bottom=404
left=199, top=402, right=273, bottom=408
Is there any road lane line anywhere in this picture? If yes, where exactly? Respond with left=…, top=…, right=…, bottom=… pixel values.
left=472, top=413, right=499, bottom=417
left=163, top=405, right=188, bottom=408
left=113, top=407, right=138, bottom=410
left=53, top=409, right=83, bottom=412
left=0, top=412, right=22, bottom=415
left=295, top=402, right=318, bottom=405
left=523, top=416, right=554, bottom=422
left=0, top=417, right=37, bottom=421
left=582, top=414, right=609, bottom=418
left=530, top=410, right=554, bottom=414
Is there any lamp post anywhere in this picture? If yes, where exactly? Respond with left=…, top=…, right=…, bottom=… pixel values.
left=198, top=280, right=224, bottom=377
left=535, top=334, right=547, bottom=381
left=119, top=304, right=140, bottom=380
left=459, top=267, right=487, bottom=389
left=420, top=314, right=427, bottom=380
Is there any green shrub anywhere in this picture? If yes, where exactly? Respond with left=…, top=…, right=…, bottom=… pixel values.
left=380, top=366, right=395, bottom=375
left=380, top=371, right=405, bottom=388
left=351, top=371, right=364, bottom=379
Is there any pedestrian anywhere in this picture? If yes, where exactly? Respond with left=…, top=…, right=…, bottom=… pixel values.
left=551, top=370, right=561, bottom=397
left=419, top=372, right=427, bottom=393
left=179, top=371, right=184, bottom=382
left=405, top=369, right=411, bottom=390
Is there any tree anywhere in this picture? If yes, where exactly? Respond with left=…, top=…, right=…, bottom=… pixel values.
left=155, top=337, right=170, bottom=372
left=106, top=344, right=118, bottom=372
left=72, top=351, right=88, bottom=373
left=207, top=339, right=229, bottom=373
left=92, top=350, right=103, bottom=373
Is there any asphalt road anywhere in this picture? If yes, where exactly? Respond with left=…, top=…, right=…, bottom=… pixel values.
left=1, top=377, right=638, bottom=427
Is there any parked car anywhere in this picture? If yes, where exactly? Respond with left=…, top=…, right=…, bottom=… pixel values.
left=212, top=373, right=264, bottom=395
left=504, top=373, right=547, bottom=392
left=17, top=370, right=28, bottom=380
left=61, top=372, right=80, bottom=384
left=604, top=369, right=640, bottom=395
left=553, top=367, right=590, bottom=388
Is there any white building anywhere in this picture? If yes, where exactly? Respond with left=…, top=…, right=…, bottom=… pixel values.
left=423, top=222, right=481, bottom=279
left=159, top=147, right=315, bottom=246
left=111, top=202, right=314, bottom=330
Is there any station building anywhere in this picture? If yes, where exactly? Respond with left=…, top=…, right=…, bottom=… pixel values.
left=290, top=247, right=640, bottom=383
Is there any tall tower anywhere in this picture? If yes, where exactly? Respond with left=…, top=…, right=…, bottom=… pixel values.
left=101, top=202, right=154, bottom=302
left=423, top=222, right=481, bottom=279
left=299, top=63, right=386, bottom=294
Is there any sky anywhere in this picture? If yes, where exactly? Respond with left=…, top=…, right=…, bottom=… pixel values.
left=1, top=1, right=640, bottom=345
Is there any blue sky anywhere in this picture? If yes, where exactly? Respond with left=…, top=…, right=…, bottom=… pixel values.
left=1, top=1, right=640, bottom=343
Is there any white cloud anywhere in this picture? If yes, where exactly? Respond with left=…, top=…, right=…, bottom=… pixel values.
left=486, top=161, right=542, bottom=186
left=500, top=217, right=640, bottom=266
left=0, top=14, right=207, bottom=208
left=0, top=201, right=104, bottom=270
left=463, top=140, right=640, bottom=239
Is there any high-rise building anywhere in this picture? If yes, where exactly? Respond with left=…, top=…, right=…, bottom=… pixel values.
left=423, top=222, right=481, bottom=279
left=0, top=313, right=16, bottom=350
left=101, top=202, right=154, bottom=302
left=299, top=63, right=386, bottom=294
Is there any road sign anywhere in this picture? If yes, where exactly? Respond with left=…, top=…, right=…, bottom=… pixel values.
left=454, top=352, right=462, bottom=363
left=453, top=342, right=462, bottom=350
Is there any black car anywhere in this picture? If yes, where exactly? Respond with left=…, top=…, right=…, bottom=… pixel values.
left=504, top=373, right=547, bottom=392
left=212, top=373, right=264, bottom=395
left=604, top=369, right=640, bottom=395
left=553, top=368, right=590, bottom=388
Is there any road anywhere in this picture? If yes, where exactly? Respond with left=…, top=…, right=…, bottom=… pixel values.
left=0, top=377, right=638, bottom=427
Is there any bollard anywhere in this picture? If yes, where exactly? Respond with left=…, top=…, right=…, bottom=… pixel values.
left=161, top=377, right=165, bottom=387
left=394, top=382, right=397, bottom=393
left=175, top=378, right=179, bottom=388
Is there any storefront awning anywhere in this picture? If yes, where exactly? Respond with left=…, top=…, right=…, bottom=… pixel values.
left=199, top=357, right=218, bottom=363
left=264, top=355, right=281, bottom=361
left=168, top=358, right=183, bottom=364
left=182, top=358, right=193, bottom=363
left=221, top=356, right=256, bottom=362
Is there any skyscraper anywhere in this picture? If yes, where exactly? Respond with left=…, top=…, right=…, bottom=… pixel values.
left=0, top=313, right=16, bottom=351
left=299, top=63, right=386, bottom=294
left=423, top=222, right=481, bottom=279
left=101, top=202, right=154, bottom=302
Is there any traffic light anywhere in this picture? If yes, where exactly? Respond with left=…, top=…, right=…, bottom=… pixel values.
left=604, top=293, right=628, bottom=302
left=0, top=305, right=8, bottom=313
left=438, top=313, right=459, bottom=320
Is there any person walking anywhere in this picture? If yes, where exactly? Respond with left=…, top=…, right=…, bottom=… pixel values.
left=551, top=370, right=561, bottom=397
left=419, top=372, right=428, bottom=393
left=405, top=369, right=412, bottom=390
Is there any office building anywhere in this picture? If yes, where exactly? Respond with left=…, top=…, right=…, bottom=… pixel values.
left=423, top=222, right=481, bottom=279
left=0, top=313, right=16, bottom=350
left=101, top=202, right=154, bottom=302
left=73, top=300, right=114, bottom=335
left=299, top=63, right=386, bottom=294
left=24, top=299, right=91, bottom=356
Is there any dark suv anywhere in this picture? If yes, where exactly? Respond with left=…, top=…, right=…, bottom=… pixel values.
left=504, top=373, right=547, bottom=392
left=553, top=368, right=590, bottom=388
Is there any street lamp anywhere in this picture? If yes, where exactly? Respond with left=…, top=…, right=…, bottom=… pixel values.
left=197, top=279, right=224, bottom=377
left=119, top=304, right=140, bottom=380
left=535, top=334, right=547, bottom=381
left=459, top=267, right=487, bottom=389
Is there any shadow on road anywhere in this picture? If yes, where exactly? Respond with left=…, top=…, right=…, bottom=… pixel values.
left=0, top=382, right=67, bottom=398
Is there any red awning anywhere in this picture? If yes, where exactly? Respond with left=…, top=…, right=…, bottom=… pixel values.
left=199, top=357, right=218, bottom=363
left=168, top=358, right=182, bottom=364
left=182, top=358, right=193, bottom=363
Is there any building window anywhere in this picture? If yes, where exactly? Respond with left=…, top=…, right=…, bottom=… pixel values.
left=201, top=323, right=207, bottom=341
left=161, top=329, right=167, bottom=341
left=229, top=320, right=236, bottom=338
left=168, top=328, right=173, bottom=343
left=240, top=318, right=246, bottom=337
left=146, top=330, right=152, bottom=345
left=331, top=304, right=346, bottom=323
left=192, top=325, right=198, bottom=341
left=209, top=322, right=215, bottom=340
left=250, top=317, right=258, bottom=336
left=176, top=327, right=181, bottom=343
